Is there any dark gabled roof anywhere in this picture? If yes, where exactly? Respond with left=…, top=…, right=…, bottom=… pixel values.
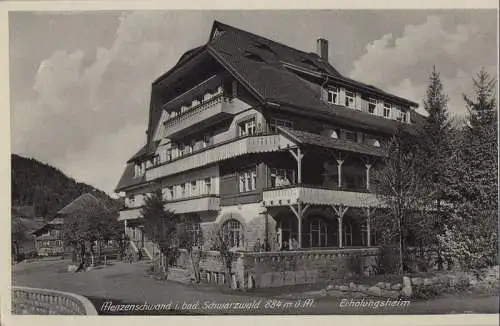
left=127, top=140, right=160, bottom=164
left=115, top=163, right=147, bottom=192
left=209, top=20, right=342, bottom=76
left=118, top=21, right=424, bottom=191
left=33, top=193, right=106, bottom=235
left=278, top=127, right=386, bottom=157
left=56, top=193, right=101, bottom=216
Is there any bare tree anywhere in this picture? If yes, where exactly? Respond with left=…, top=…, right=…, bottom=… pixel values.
left=176, top=214, right=204, bottom=283
left=208, top=223, right=238, bottom=288
left=371, top=126, right=428, bottom=274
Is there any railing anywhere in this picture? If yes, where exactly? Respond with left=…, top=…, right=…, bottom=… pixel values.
left=164, top=93, right=227, bottom=127
left=165, top=194, right=220, bottom=214
left=118, top=207, right=143, bottom=221
left=146, top=134, right=294, bottom=181
left=262, top=184, right=381, bottom=208
left=12, top=286, right=98, bottom=315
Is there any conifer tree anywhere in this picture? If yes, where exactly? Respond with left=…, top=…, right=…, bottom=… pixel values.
left=416, top=66, right=453, bottom=267
left=440, top=68, right=498, bottom=270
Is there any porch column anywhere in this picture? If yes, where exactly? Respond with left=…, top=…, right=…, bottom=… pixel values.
left=289, top=202, right=310, bottom=249
left=289, top=147, right=305, bottom=184
left=337, top=160, right=344, bottom=188
left=366, top=207, right=371, bottom=247
left=365, top=164, right=372, bottom=190
left=124, top=220, right=127, bottom=234
left=338, top=216, right=343, bottom=248
left=331, top=205, right=349, bottom=248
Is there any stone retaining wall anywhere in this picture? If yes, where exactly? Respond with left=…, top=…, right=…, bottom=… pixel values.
left=12, top=286, right=98, bottom=315
left=171, top=247, right=380, bottom=289
left=320, top=265, right=500, bottom=299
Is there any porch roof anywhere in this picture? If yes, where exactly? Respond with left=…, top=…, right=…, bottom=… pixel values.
left=277, top=127, right=386, bottom=157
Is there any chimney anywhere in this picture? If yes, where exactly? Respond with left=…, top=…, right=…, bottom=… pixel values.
left=316, top=38, right=329, bottom=61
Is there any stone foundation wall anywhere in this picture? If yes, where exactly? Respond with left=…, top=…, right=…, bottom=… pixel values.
left=172, top=247, right=380, bottom=289
left=241, top=248, right=380, bottom=288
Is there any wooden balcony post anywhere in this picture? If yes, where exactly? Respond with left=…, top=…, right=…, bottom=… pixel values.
left=331, top=205, right=349, bottom=248
left=337, top=160, right=344, bottom=188
left=289, top=147, right=304, bottom=184
left=365, top=164, right=372, bottom=190
left=289, top=202, right=310, bottom=249
left=365, top=207, right=371, bottom=247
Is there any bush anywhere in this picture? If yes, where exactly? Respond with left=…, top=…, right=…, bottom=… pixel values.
left=346, top=254, right=363, bottom=276
left=412, top=284, right=441, bottom=300
left=378, top=246, right=399, bottom=274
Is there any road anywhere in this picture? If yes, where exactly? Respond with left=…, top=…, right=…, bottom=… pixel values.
left=11, top=259, right=499, bottom=315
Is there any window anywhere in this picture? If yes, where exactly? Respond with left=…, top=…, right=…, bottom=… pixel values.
left=223, top=219, right=243, bottom=248
left=309, top=218, right=329, bottom=248
left=238, top=119, right=256, bottom=137
left=202, top=134, right=211, bottom=148
left=163, top=186, right=174, bottom=201
left=239, top=168, right=257, bottom=192
left=269, top=118, right=293, bottom=133
left=277, top=219, right=297, bottom=249
left=345, top=91, right=355, bottom=108
left=327, top=87, right=340, bottom=104
left=204, top=178, right=212, bottom=194
left=383, top=103, right=391, bottom=118
left=345, top=131, right=358, bottom=142
left=187, top=223, right=202, bottom=247
left=178, top=144, right=185, bottom=157
left=166, top=149, right=172, bottom=161
left=270, top=168, right=295, bottom=187
left=180, top=184, right=186, bottom=198
left=343, top=223, right=353, bottom=246
left=190, top=181, right=197, bottom=196
left=368, top=98, right=377, bottom=114
left=397, top=109, right=407, bottom=122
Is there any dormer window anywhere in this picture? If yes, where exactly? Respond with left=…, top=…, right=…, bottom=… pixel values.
left=238, top=119, right=256, bottom=137
left=383, top=103, right=392, bottom=118
left=328, top=129, right=339, bottom=139
left=345, top=91, right=355, bottom=108
left=368, top=98, right=377, bottom=114
left=345, top=131, right=358, bottom=142
left=327, top=88, right=339, bottom=105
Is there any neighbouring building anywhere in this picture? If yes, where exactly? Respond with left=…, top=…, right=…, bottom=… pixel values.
left=33, top=193, right=107, bottom=257
left=115, top=21, right=422, bottom=288
left=11, top=206, right=45, bottom=259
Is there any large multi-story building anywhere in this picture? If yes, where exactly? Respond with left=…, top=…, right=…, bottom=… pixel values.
left=115, top=21, right=420, bottom=263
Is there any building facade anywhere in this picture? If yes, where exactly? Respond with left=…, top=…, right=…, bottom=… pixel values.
left=115, top=22, right=420, bottom=278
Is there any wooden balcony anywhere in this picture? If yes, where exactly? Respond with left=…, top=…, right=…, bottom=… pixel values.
left=163, top=94, right=234, bottom=139
left=146, top=134, right=294, bottom=181
left=165, top=195, right=220, bottom=214
left=262, top=184, right=381, bottom=208
left=118, top=207, right=143, bottom=221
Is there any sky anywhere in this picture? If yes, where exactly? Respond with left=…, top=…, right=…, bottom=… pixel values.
left=9, top=10, right=498, bottom=195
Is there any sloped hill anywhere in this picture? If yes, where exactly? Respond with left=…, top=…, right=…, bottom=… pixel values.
left=11, top=154, right=122, bottom=217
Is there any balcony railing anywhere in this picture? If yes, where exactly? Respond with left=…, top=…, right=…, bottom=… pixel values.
left=163, top=94, right=233, bottom=138
left=146, top=133, right=294, bottom=181
left=119, top=194, right=220, bottom=220
left=262, top=184, right=381, bottom=208
left=165, top=194, right=220, bottom=214
left=118, top=207, right=143, bottom=221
